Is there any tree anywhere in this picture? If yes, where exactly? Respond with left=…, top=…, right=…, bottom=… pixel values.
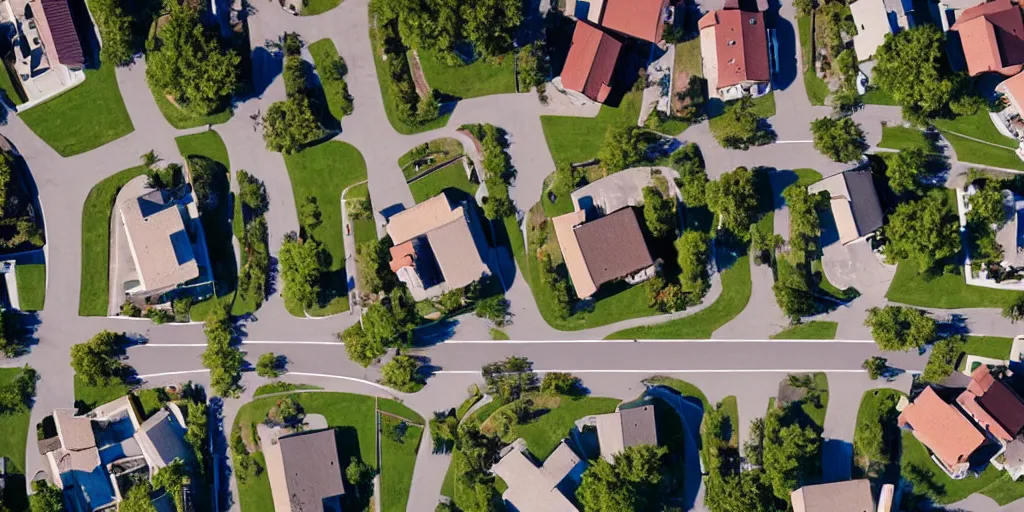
left=256, top=352, right=283, bottom=378
left=1004, top=294, right=1024, bottom=323
left=89, top=0, right=137, bottom=66
left=922, top=335, right=966, bottom=383
left=810, top=116, right=866, bottom=162
left=345, top=457, right=375, bottom=499
left=677, top=231, right=711, bottom=297
left=153, top=459, right=189, bottom=511
left=761, top=406, right=821, bottom=500
left=482, top=356, right=537, bottom=402
left=474, top=295, right=510, bottom=326
left=430, top=411, right=459, bottom=453
left=30, top=481, right=65, bottom=512
left=865, top=305, right=937, bottom=351
left=239, top=217, right=270, bottom=304
left=357, top=238, right=394, bottom=294
left=882, top=189, right=960, bottom=273
left=671, top=143, right=708, bottom=206
left=552, top=163, right=586, bottom=197
left=705, top=167, right=760, bottom=240
left=299, top=196, right=323, bottom=233
left=862, top=356, right=888, bottom=380
left=576, top=444, right=669, bottom=511
left=712, top=98, right=774, bottom=149
left=262, top=97, right=326, bottom=154
left=146, top=4, right=239, bottom=115
left=598, top=126, right=645, bottom=172
left=202, top=305, right=243, bottom=397
left=278, top=232, right=326, bottom=310
left=886, top=148, right=930, bottom=194
left=237, top=170, right=268, bottom=216
left=642, top=187, right=676, bottom=239
left=460, top=0, right=523, bottom=57
left=873, top=25, right=961, bottom=122
left=380, top=355, right=421, bottom=392
left=968, top=184, right=1008, bottom=227
left=70, top=331, right=126, bottom=385
left=120, top=480, right=157, bottom=512
left=341, top=323, right=385, bottom=367
left=184, top=402, right=208, bottom=474
left=0, top=310, right=25, bottom=357
left=541, top=372, right=582, bottom=395
left=363, top=302, right=402, bottom=345
left=794, top=0, right=814, bottom=15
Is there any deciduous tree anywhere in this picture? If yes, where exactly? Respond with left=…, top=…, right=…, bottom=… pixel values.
left=865, top=305, right=937, bottom=351
left=921, top=335, right=965, bottom=383
left=262, top=97, right=326, bottom=154
left=576, top=444, right=669, bottom=511
left=642, top=187, right=676, bottom=239
left=705, top=167, right=760, bottom=240
left=882, top=189, right=960, bottom=273
left=873, top=25, right=961, bottom=122
left=380, top=355, right=422, bottom=392
left=202, top=304, right=243, bottom=396
left=278, top=232, right=326, bottom=310
left=810, top=116, right=867, bottom=162
left=70, top=331, right=127, bottom=385
left=886, top=148, right=930, bottom=194
left=598, top=126, right=645, bottom=172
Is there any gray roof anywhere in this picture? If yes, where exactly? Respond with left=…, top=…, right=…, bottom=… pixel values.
left=137, top=410, right=190, bottom=469
left=619, top=405, right=658, bottom=448
left=271, top=429, right=345, bottom=512
left=842, top=170, right=884, bottom=237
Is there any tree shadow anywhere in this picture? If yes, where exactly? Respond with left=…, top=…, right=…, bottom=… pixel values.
left=764, top=0, right=797, bottom=91
left=246, top=46, right=284, bottom=100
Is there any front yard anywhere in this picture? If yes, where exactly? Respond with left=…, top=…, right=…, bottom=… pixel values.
left=0, top=367, right=33, bottom=511
left=771, top=321, right=838, bottom=339
left=282, top=141, right=368, bottom=316
left=932, top=112, right=1024, bottom=170
left=886, top=260, right=1022, bottom=308
left=78, top=166, right=149, bottom=316
left=409, top=161, right=478, bottom=203
left=540, top=88, right=643, bottom=167
left=15, top=263, right=45, bottom=311
left=415, top=49, right=516, bottom=99
left=20, top=65, right=133, bottom=157
left=955, top=336, right=1014, bottom=371
left=797, top=16, right=828, bottom=106
left=877, top=126, right=935, bottom=152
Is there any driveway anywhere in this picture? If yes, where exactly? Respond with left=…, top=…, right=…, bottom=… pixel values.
left=820, top=240, right=895, bottom=292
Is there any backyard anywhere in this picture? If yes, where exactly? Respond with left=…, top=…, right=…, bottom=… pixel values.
left=78, top=166, right=149, bottom=316
left=15, top=263, right=45, bottom=311
left=415, top=49, right=516, bottom=99
left=282, top=141, right=368, bottom=316
left=409, top=161, right=478, bottom=203
left=20, top=65, right=133, bottom=157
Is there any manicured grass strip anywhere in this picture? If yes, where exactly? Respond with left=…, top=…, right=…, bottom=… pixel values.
left=800, top=372, right=828, bottom=430
left=20, top=65, right=133, bottom=156
left=369, top=23, right=451, bottom=134
left=862, top=87, right=898, bottom=106
left=793, top=168, right=822, bottom=186
left=282, top=142, right=368, bottom=316
left=309, top=39, right=350, bottom=123
left=540, top=89, right=643, bottom=167
left=152, top=90, right=232, bottom=129
left=932, top=112, right=1018, bottom=149
left=346, top=183, right=376, bottom=248
left=409, top=161, right=478, bottom=203
left=378, top=398, right=425, bottom=424
left=512, top=396, right=619, bottom=460
left=176, top=130, right=230, bottom=166
left=886, top=260, right=1023, bottom=308
left=252, top=382, right=323, bottom=397
left=15, top=263, right=45, bottom=311
left=940, top=133, right=1024, bottom=170
left=380, top=416, right=423, bottom=512
left=798, top=16, right=828, bottom=107
left=489, top=328, right=509, bottom=340
left=718, top=396, right=739, bottom=446
left=878, top=126, right=933, bottom=152
left=0, top=63, right=25, bottom=105
left=645, top=376, right=709, bottom=410
left=771, top=321, right=837, bottom=339
left=956, top=336, right=1014, bottom=371
left=74, top=374, right=131, bottom=413
left=398, top=137, right=464, bottom=177
left=79, top=166, right=149, bottom=316
left=300, top=0, right=341, bottom=15
left=416, top=48, right=516, bottom=99
left=0, top=367, right=32, bottom=510
left=606, top=255, right=752, bottom=339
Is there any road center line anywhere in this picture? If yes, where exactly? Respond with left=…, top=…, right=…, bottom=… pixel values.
left=137, top=369, right=211, bottom=378
left=442, top=338, right=876, bottom=344
left=434, top=369, right=871, bottom=374
left=284, top=372, right=394, bottom=392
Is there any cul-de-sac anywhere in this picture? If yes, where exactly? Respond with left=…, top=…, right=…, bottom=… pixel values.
left=7, top=0, right=1024, bottom=510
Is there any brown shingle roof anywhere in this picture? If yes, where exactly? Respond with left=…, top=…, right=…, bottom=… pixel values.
left=699, top=9, right=771, bottom=88
left=951, top=0, right=1024, bottom=77
left=962, top=365, right=1024, bottom=441
left=266, top=430, right=345, bottom=512
left=600, top=0, right=669, bottom=43
left=790, top=480, right=875, bottom=512
left=574, top=207, right=654, bottom=289
left=898, top=387, right=987, bottom=471
left=34, top=0, right=85, bottom=68
left=561, top=21, right=622, bottom=103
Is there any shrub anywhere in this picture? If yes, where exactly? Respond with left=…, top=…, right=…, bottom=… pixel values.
left=541, top=372, right=582, bottom=395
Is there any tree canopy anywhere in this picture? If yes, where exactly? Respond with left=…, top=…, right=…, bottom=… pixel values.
left=886, top=148, right=930, bottom=195
left=202, top=304, right=243, bottom=396
left=576, top=444, right=670, bottom=511
left=373, top=0, right=523, bottom=62
left=865, top=305, right=938, bottom=351
left=810, top=116, right=866, bottom=162
left=278, top=232, right=327, bottom=310
left=671, top=143, right=708, bottom=206
left=882, top=189, right=960, bottom=273
left=598, top=126, right=645, bottom=173
left=380, top=354, right=422, bottom=392
left=762, top=405, right=821, bottom=500
left=967, top=184, right=1008, bottom=227
left=482, top=356, right=537, bottom=402
left=705, top=167, right=761, bottom=241
left=873, top=25, right=963, bottom=122
left=263, top=96, right=326, bottom=154
left=146, top=4, right=239, bottom=115
left=71, top=331, right=127, bottom=385
left=921, top=335, right=965, bottom=383
left=642, top=186, right=676, bottom=239
left=712, top=98, right=775, bottom=149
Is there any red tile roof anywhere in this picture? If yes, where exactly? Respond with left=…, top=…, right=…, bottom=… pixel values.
left=600, top=0, right=670, bottom=43
left=35, top=0, right=85, bottom=68
left=699, top=10, right=771, bottom=88
left=960, top=365, right=1024, bottom=442
left=951, top=0, right=1024, bottom=76
left=561, top=21, right=623, bottom=103
left=898, top=387, right=987, bottom=471
left=388, top=240, right=416, bottom=272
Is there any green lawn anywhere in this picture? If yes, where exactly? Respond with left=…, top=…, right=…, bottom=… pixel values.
left=378, top=398, right=424, bottom=424
left=20, top=65, right=133, bottom=156
left=901, top=430, right=1002, bottom=504
left=675, top=38, right=703, bottom=77
left=455, top=390, right=483, bottom=421
left=79, top=166, right=149, bottom=316
left=15, top=263, right=45, bottom=311
left=511, top=396, right=619, bottom=460
left=644, top=376, right=709, bottom=410
left=956, top=336, right=1014, bottom=371
left=300, top=0, right=341, bottom=15
left=798, top=16, right=828, bottom=106
left=282, top=142, right=368, bottom=316
left=369, top=23, right=451, bottom=135
left=309, top=39, right=351, bottom=123
left=380, top=416, right=423, bottom=512
left=940, top=134, right=1024, bottom=170
left=0, top=367, right=32, bottom=511
left=932, top=112, right=1024, bottom=169
left=152, top=90, right=232, bottom=129
left=708, top=93, right=776, bottom=138
left=416, top=48, right=516, bottom=99
left=801, top=372, right=829, bottom=430
left=490, top=327, right=509, bottom=340
left=540, top=89, right=643, bottom=167
left=0, top=62, right=25, bottom=105
left=886, top=260, right=1023, bottom=308
left=853, top=389, right=903, bottom=481
left=862, top=87, right=898, bottom=106
left=409, top=162, right=478, bottom=203
left=794, top=168, right=823, bottom=186
left=345, top=183, right=377, bottom=248
left=932, top=112, right=1018, bottom=148
left=606, top=255, right=752, bottom=339
left=74, top=374, right=130, bottom=413
left=234, top=392, right=379, bottom=512
left=771, top=321, right=837, bottom=339
left=878, top=126, right=933, bottom=152
left=252, top=382, right=323, bottom=397
left=399, top=137, right=464, bottom=178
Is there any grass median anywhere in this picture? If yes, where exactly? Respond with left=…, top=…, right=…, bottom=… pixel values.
left=15, top=263, right=45, bottom=311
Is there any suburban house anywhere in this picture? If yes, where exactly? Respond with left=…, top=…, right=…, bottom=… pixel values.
left=32, top=0, right=85, bottom=69
left=560, top=20, right=623, bottom=103
left=386, top=192, right=491, bottom=301
left=263, top=429, right=345, bottom=512
left=41, top=396, right=190, bottom=511
left=849, top=0, right=913, bottom=60
left=563, top=0, right=671, bottom=43
left=552, top=207, right=656, bottom=299
left=998, top=435, right=1024, bottom=480
left=118, top=187, right=214, bottom=305
left=898, top=386, right=989, bottom=479
left=807, top=170, right=884, bottom=246
left=588, top=403, right=658, bottom=462
left=491, top=440, right=585, bottom=512
left=4, top=0, right=88, bottom=104
left=958, top=364, right=1024, bottom=443
left=997, top=72, right=1024, bottom=138
left=790, top=479, right=894, bottom=512
left=698, top=8, right=772, bottom=100
left=950, top=0, right=1024, bottom=77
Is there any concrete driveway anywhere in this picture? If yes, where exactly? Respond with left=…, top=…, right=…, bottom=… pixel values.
left=820, top=240, right=895, bottom=292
